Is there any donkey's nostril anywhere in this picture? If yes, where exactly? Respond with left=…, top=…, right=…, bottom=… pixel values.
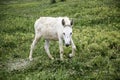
left=65, top=44, right=70, bottom=47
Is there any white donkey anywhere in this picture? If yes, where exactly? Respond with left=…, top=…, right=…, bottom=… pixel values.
left=29, top=17, right=76, bottom=61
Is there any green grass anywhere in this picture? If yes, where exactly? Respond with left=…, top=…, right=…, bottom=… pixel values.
left=0, top=0, right=120, bottom=80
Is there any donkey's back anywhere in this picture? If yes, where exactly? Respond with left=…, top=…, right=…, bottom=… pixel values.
left=35, top=17, right=71, bottom=29
left=35, top=17, right=62, bottom=29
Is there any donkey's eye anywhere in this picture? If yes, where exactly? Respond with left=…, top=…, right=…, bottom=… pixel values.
left=63, top=33, right=65, bottom=35
left=70, top=33, right=72, bottom=35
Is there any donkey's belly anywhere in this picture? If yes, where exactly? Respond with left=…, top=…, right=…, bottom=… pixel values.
left=42, top=31, right=58, bottom=40
left=44, top=34, right=58, bottom=40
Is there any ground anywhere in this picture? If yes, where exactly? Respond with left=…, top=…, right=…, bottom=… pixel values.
left=0, top=0, right=120, bottom=80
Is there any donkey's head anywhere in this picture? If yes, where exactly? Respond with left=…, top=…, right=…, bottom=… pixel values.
left=62, top=18, right=73, bottom=47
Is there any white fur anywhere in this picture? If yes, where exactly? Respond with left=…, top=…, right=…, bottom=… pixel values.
left=29, top=17, right=76, bottom=61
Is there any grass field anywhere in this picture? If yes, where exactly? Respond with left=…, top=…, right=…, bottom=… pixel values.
left=0, top=0, right=120, bottom=80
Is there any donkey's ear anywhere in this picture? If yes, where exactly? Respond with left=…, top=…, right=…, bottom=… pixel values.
left=70, top=19, right=73, bottom=26
left=62, top=19, right=65, bottom=26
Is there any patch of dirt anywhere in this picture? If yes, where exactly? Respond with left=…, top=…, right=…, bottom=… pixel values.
left=6, top=59, right=31, bottom=71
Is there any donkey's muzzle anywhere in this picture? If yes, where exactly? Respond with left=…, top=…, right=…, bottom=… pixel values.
left=65, top=44, right=70, bottom=47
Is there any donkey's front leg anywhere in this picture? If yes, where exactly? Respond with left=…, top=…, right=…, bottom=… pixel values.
left=59, top=38, right=64, bottom=60
left=69, top=38, right=76, bottom=57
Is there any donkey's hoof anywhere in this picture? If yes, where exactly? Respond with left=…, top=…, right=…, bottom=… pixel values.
left=60, top=58, right=64, bottom=61
left=49, top=57, right=54, bottom=60
left=51, top=57, right=54, bottom=60
left=29, top=57, right=33, bottom=61
left=69, top=53, right=74, bottom=58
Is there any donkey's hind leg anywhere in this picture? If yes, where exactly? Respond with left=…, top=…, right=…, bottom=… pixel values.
left=29, top=32, right=41, bottom=61
left=44, top=40, right=54, bottom=60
